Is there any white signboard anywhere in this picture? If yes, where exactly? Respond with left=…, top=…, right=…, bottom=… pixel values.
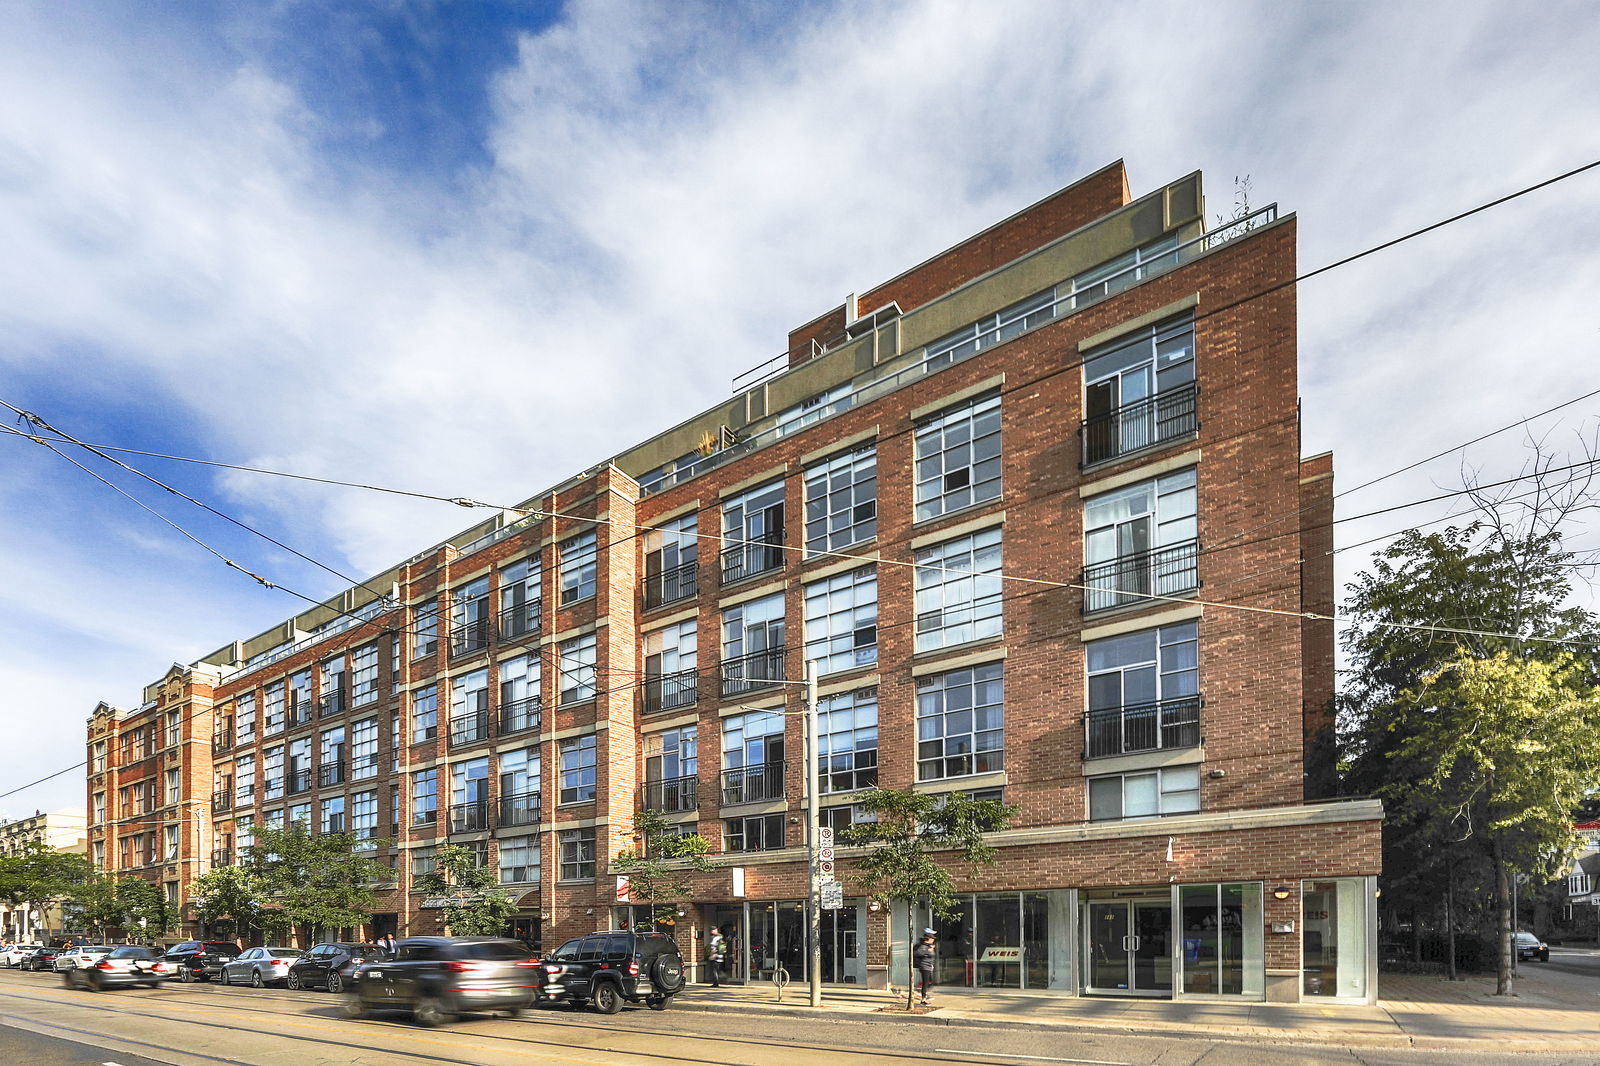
left=731, top=866, right=746, bottom=897
left=818, top=826, right=834, bottom=845
left=820, top=881, right=845, bottom=910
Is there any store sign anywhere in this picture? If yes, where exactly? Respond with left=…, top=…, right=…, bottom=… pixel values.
left=419, top=894, right=484, bottom=910
left=978, top=946, right=1022, bottom=962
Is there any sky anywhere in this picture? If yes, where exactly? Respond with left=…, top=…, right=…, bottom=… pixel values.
left=2, top=0, right=1599, bottom=818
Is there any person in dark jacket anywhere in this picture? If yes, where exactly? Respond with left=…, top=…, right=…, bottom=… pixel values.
left=913, top=930, right=937, bottom=1005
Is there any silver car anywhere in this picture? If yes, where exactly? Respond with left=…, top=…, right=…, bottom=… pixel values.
left=54, top=945, right=114, bottom=973
left=220, top=946, right=305, bottom=987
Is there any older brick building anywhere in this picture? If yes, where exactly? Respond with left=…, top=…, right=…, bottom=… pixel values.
left=88, top=160, right=1380, bottom=1002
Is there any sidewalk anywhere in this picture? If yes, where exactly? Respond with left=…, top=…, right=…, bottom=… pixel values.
left=673, top=960, right=1600, bottom=1051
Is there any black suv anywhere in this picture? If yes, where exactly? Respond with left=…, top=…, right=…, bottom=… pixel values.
left=161, top=940, right=241, bottom=982
left=343, top=936, right=536, bottom=1026
left=287, top=942, right=385, bottom=992
left=538, top=929, right=684, bottom=1013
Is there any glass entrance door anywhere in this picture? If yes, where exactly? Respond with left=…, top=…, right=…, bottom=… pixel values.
left=820, top=905, right=862, bottom=984
left=1084, top=899, right=1172, bottom=996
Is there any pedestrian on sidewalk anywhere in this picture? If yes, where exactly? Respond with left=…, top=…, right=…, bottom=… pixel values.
left=914, top=930, right=937, bottom=1006
left=706, top=927, right=726, bottom=987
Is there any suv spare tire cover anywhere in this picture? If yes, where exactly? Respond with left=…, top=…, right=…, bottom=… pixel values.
left=650, top=952, right=685, bottom=992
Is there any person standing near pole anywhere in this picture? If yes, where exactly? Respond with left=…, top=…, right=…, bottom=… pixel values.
left=914, top=930, right=937, bottom=1006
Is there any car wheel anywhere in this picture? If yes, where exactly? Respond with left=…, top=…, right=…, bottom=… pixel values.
left=328, top=973, right=344, bottom=995
left=251, top=970, right=264, bottom=988
left=414, top=994, right=456, bottom=1027
left=287, top=970, right=302, bottom=991
left=339, top=995, right=366, bottom=1020
left=220, top=969, right=232, bottom=986
left=593, top=982, right=621, bottom=1015
left=62, top=971, right=76, bottom=989
left=180, top=966, right=194, bottom=983
left=647, top=997, right=667, bottom=1011
left=90, top=972, right=105, bottom=993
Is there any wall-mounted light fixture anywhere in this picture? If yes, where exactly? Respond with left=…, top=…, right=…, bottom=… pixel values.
left=1208, top=768, right=1226, bottom=779
left=1272, top=886, right=1292, bottom=901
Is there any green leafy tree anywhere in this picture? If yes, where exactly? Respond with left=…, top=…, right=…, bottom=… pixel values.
left=245, top=823, right=389, bottom=943
left=115, top=876, right=175, bottom=940
left=191, top=864, right=266, bottom=942
left=1392, top=650, right=1600, bottom=994
left=64, top=872, right=123, bottom=942
left=609, top=808, right=713, bottom=925
left=414, top=844, right=517, bottom=936
left=10, top=844, right=94, bottom=939
left=842, top=787, right=1016, bottom=1009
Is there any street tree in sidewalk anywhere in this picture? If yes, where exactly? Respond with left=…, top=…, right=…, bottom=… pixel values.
left=245, top=823, right=389, bottom=943
left=609, top=807, right=713, bottom=928
left=1392, top=650, right=1600, bottom=995
left=413, top=844, right=517, bottom=936
left=842, top=787, right=1016, bottom=1009
left=115, top=876, right=175, bottom=940
left=192, top=865, right=265, bottom=943
left=64, top=872, right=123, bottom=942
left=7, top=844, right=94, bottom=939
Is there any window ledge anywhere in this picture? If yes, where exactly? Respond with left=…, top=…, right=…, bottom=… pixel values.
left=909, top=499, right=1004, bottom=537
left=910, top=640, right=1007, bottom=676
left=1082, top=746, right=1204, bottom=776
left=912, top=770, right=1008, bottom=795
left=1081, top=588, right=1199, bottom=622
left=1079, top=429, right=1199, bottom=476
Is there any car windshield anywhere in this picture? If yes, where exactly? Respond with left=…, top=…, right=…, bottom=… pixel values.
left=204, top=943, right=240, bottom=955
left=268, top=948, right=304, bottom=958
left=458, top=941, right=533, bottom=961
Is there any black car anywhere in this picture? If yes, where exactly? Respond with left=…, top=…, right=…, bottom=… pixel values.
left=343, top=936, right=537, bottom=1026
left=162, top=940, right=242, bottom=982
left=538, top=929, right=685, bottom=1013
left=287, top=942, right=385, bottom=993
left=22, top=945, right=63, bottom=972
left=64, top=946, right=167, bottom=990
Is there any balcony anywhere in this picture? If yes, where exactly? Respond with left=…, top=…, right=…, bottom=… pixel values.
left=287, top=768, right=312, bottom=794
left=643, top=668, right=699, bottom=713
left=720, top=530, right=786, bottom=585
left=211, top=848, right=234, bottom=867
left=449, top=800, right=490, bottom=834
left=318, top=690, right=346, bottom=719
left=211, top=790, right=232, bottom=813
left=450, top=617, right=490, bottom=657
left=449, top=711, right=489, bottom=748
left=1086, top=696, right=1202, bottom=759
left=1080, top=382, right=1198, bottom=466
left=1082, top=539, right=1200, bottom=614
left=641, top=774, right=698, bottom=813
left=498, top=696, right=541, bottom=738
left=721, top=761, right=786, bottom=805
left=317, top=760, right=346, bottom=788
left=498, top=599, right=542, bottom=641
left=720, top=646, right=787, bottom=697
left=211, top=733, right=234, bottom=755
left=498, top=790, right=542, bottom=828
left=643, top=561, right=699, bottom=610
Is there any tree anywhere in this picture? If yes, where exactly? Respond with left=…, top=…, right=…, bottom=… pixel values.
left=245, top=824, right=389, bottom=943
left=8, top=843, right=93, bottom=939
left=64, top=872, right=123, bottom=942
left=191, top=864, right=265, bottom=942
left=414, top=844, right=518, bottom=936
left=841, top=787, right=1016, bottom=1009
left=115, top=877, right=175, bottom=940
left=609, top=808, right=713, bottom=926
left=1391, top=650, right=1600, bottom=994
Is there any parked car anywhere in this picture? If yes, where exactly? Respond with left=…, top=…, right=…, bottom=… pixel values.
left=21, top=945, right=63, bottom=971
left=63, top=946, right=168, bottom=990
left=537, top=929, right=685, bottom=1013
left=1513, top=931, right=1550, bottom=962
left=161, top=940, right=242, bottom=982
left=343, top=936, right=537, bottom=1026
left=54, top=945, right=114, bottom=973
left=3, top=944, right=42, bottom=967
left=220, top=947, right=305, bottom=987
left=287, top=942, right=385, bottom=993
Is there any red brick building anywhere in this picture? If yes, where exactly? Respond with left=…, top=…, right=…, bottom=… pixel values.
left=88, top=160, right=1380, bottom=1003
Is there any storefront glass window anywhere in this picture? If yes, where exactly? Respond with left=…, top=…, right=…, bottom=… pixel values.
left=1303, top=878, right=1369, bottom=999
left=913, top=891, right=1073, bottom=991
left=1179, top=881, right=1263, bottom=996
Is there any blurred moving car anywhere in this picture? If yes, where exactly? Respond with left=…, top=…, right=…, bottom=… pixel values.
left=64, top=946, right=167, bottom=990
left=53, top=945, right=114, bottom=973
left=343, top=936, right=537, bottom=1026
left=1513, top=931, right=1550, bottom=962
left=220, top=947, right=305, bottom=987
left=537, top=929, right=685, bottom=1013
left=2, top=944, right=42, bottom=968
left=162, top=940, right=242, bottom=982
left=287, top=942, right=385, bottom=993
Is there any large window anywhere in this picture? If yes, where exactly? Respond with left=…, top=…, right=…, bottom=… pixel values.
left=412, top=684, right=438, bottom=742
left=499, top=654, right=542, bottom=735
left=644, top=620, right=698, bottom=712
left=319, top=654, right=346, bottom=717
left=1086, top=621, right=1200, bottom=758
left=917, top=663, right=1004, bottom=780
left=237, top=694, right=257, bottom=742
left=412, top=769, right=438, bottom=825
left=498, top=747, right=540, bottom=827
left=559, top=531, right=597, bottom=606
left=722, top=480, right=786, bottom=584
left=721, top=593, right=785, bottom=696
left=263, top=746, right=285, bottom=800
left=318, top=726, right=346, bottom=786
left=451, top=757, right=490, bottom=832
left=559, top=828, right=596, bottom=881
left=350, top=718, right=379, bottom=779
left=451, top=577, right=491, bottom=655
left=643, top=726, right=697, bottom=813
left=499, top=556, right=542, bottom=638
left=321, top=795, right=346, bottom=834
left=724, top=814, right=784, bottom=853
left=450, top=668, right=489, bottom=747
left=1180, top=882, right=1264, bottom=996
left=413, top=600, right=439, bottom=659
left=1088, top=765, right=1200, bottom=820
left=351, top=790, right=378, bottom=844
left=263, top=681, right=286, bottom=736
left=804, top=567, right=878, bottom=673
left=722, top=710, right=785, bottom=804
left=923, top=289, right=1056, bottom=371
left=915, top=392, right=1001, bottom=521
left=559, top=633, right=597, bottom=704
left=499, top=836, right=540, bottom=884
left=351, top=644, right=380, bottom=706
left=1083, top=468, right=1198, bottom=612
left=818, top=687, right=878, bottom=794
left=915, top=528, right=1002, bottom=652
left=805, top=446, right=877, bottom=554
left=289, top=670, right=313, bottom=725
left=560, top=734, right=597, bottom=805
left=235, top=755, right=255, bottom=806
left=643, top=514, right=698, bottom=609
left=1082, top=314, right=1196, bottom=464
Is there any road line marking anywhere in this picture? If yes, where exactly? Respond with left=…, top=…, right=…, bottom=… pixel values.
left=936, top=1052, right=1130, bottom=1066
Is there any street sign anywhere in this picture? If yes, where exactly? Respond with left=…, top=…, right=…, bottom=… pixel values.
left=818, top=826, right=834, bottom=845
left=820, top=881, right=845, bottom=909
left=819, top=859, right=835, bottom=877
left=819, top=844, right=835, bottom=861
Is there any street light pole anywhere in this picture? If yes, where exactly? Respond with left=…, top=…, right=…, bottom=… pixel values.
left=804, top=660, right=821, bottom=1009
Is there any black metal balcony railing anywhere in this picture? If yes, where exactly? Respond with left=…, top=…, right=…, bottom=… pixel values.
left=1086, top=696, right=1202, bottom=758
left=643, top=668, right=699, bottom=713
left=450, top=711, right=489, bottom=748
left=721, top=761, right=786, bottom=805
left=211, top=848, right=234, bottom=867
left=450, top=617, right=490, bottom=656
left=1081, top=539, right=1200, bottom=614
left=498, top=696, right=542, bottom=737
left=642, top=774, right=698, bottom=813
left=449, top=800, right=490, bottom=833
left=720, top=530, right=786, bottom=585
left=498, top=599, right=542, bottom=640
left=498, top=790, right=542, bottom=827
left=211, top=733, right=234, bottom=754
left=643, top=561, right=699, bottom=609
left=287, top=768, right=313, bottom=794
left=317, top=761, right=346, bottom=787
left=1080, top=382, right=1198, bottom=466
left=318, top=690, right=345, bottom=719
left=211, top=790, right=233, bottom=813
left=720, top=646, right=786, bottom=697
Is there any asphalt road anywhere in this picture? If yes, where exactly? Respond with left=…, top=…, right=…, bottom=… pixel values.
left=0, top=967, right=1594, bottom=1066
left=1526, top=944, right=1600, bottom=983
